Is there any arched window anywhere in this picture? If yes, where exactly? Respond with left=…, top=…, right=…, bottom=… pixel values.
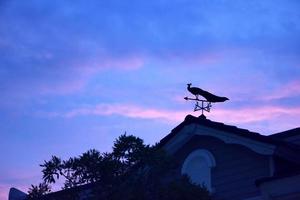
left=181, top=149, right=216, bottom=191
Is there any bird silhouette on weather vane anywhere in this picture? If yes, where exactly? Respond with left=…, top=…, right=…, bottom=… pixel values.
left=184, top=83, right=229, bottom=115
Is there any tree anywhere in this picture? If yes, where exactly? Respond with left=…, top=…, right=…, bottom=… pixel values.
left=28, top=134, right=211, bottom=200
left=27, top=183, right=51, bottom=199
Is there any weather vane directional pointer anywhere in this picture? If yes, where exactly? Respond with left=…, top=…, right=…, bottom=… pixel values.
left=184, top=83, right=229, bottom=115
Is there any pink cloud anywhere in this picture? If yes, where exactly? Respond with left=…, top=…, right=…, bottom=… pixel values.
left=37, top=103, right=300, bottom=127
left=0, top=169, right=68, bottom=199
left=35, top=101, right=300, bottom=136
left=0, top=184, right=9, bottom=200
left=38, top=55, right=145, bottom=95
left=210, top=106, right=300, bottom=123
left=50, top=104, right=189, bottom=123
left=0, top=170, right=47, bottom=200
left=1, top=55, right=145, bottom=109
left=260, top=80, right=300, bottom=101
left=0, top=183, right=28, bottom=200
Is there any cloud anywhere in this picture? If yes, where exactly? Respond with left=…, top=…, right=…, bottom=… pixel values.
left=37, top=103, right=300, bottom=128
left=0, top=54, right=145, bottom=109
left=0, top=169, right=46, bottom=199
left=0, top=183, right=29, bottom=200
left=260, top=80, right=300, bottom=101
left=34, top=55, right=144, bottom=95
left=1, top=0, right=299, bottom=105
left=1, top=1, right=300, bottom=197
left=211, top=106, right=300, bottom=123
left=2, top=0, right=300, bottom=65
left=36, top=103, right=189, bottom=123
left=0, top=184, right=9, bottom=200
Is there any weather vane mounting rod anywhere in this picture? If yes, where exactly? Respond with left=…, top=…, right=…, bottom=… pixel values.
left=184, top=83, right=229, bottom=115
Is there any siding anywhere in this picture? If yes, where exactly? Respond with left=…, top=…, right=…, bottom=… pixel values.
left=173, top=135, right=271, bottom=200
left=284, top=135, right=300, bottom=145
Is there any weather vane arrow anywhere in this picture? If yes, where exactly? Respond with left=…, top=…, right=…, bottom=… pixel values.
left=184, top=83, right=229, bottom=115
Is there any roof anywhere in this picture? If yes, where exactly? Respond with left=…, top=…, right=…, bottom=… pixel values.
left=159, top=114, right=283, bottom=147
left=36, top=182, right=97, bottom=200
left=159, top=115, right=300, bottom=163
left=270, top=127, right=300, bottom=139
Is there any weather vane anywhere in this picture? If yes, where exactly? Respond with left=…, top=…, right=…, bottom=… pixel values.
left=184, top=83, right=229, bottom=115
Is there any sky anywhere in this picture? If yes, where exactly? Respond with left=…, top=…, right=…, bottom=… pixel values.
left=1, top=0, right=300, bottom=198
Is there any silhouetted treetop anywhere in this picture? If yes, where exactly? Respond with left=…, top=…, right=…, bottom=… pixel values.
left=28, top=134, right=211, bottom=200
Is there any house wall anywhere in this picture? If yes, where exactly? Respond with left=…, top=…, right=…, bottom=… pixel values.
left=173, top=135, right=271, bottom=200
left=274, top=156, right=300, bottom=175
left=259, top=174, right=300, bottom=200
left=282, top=135, right=300, bottom=145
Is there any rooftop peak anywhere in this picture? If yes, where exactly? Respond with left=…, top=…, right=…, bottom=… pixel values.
left=199, top=114, right=207, bottom=120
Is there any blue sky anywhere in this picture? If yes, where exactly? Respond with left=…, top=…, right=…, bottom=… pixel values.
left=1, top=0, right=300, bottom=198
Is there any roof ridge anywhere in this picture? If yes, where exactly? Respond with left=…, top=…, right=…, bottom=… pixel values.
left=159, top=114, right=278, bottom=147
left=270, top=127, right=300, bottom=138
